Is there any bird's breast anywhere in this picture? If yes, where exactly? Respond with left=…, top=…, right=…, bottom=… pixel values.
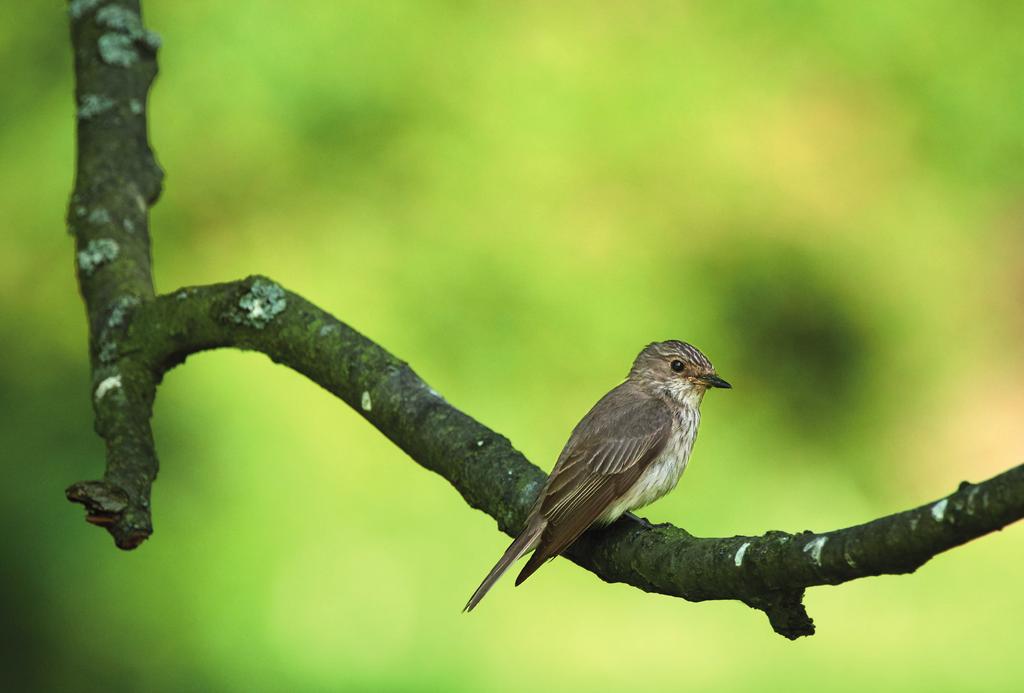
left=599, top=406, right=700, bottom=523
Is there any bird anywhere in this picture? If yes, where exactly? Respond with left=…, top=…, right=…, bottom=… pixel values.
left=464, top=340, right=730, bottom=611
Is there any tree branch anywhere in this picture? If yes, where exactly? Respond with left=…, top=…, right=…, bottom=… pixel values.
left=67, top=0, right=163, bottom=548
left=65, top=1, right=1024, bottom=638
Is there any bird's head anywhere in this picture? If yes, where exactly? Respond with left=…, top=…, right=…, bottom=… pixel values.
left=629, top=340, right=731, bottom=406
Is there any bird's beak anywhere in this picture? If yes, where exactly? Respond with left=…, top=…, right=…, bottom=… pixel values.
left=700, top=374, right=732, bottom=389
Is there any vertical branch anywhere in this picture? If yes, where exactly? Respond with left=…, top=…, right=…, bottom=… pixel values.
left=66, top=0, right=164, bottom=548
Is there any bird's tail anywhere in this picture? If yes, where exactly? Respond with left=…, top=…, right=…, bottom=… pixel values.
left=464, top=520, right=545, bottom=612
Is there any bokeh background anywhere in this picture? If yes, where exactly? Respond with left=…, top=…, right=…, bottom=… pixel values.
left=3, top=1, right=1023, bottom=690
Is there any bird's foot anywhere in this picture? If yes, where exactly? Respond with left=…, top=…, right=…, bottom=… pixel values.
left=624, top=512, right=655, bottom=530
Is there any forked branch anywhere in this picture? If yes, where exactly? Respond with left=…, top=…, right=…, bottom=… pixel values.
left=65, top=1, right=1024, bottom=638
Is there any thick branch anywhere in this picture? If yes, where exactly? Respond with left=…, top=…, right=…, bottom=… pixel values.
left=66, top=1, right=1024, bottom=638
left=66, top=0, right=163, bottom=548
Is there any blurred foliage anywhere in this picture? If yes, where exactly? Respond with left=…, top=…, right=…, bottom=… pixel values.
left=2, top=1, right=1023, bottom=690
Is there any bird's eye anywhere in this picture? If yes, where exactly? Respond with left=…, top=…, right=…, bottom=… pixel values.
left=671, top=360, right=685, bottom=372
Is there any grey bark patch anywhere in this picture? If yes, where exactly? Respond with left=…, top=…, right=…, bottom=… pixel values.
left=231, top=278, right=287, bottom=329
left=98, top=33, right=139, bottom=68
left=95, top=5, right=161, bottom=68
left=78, top=94, right=115, bottom=120
left=97, top=5, right=143, bottom=33
left=78, top=239, right=119, bottom=276
left=93, top=373, right=123, bottom=403
left=69, top=0, right=101, bottom=20
left=88, top=207, right=111, bottom=225
left=98, top=341, right=119, bottom=364
left=803, top=536, right=827, bottom=566
left=107, top=295, right=142, bottom=328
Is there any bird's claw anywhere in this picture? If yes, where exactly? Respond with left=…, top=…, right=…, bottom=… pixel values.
left=624, top=511, right=655, bottom=530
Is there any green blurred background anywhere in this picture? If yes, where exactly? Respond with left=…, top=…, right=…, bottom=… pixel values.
left=3, top=1, right=1023, bottom=690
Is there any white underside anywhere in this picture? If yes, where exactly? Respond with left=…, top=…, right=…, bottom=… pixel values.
left=599, top=404, right=699, bottom=524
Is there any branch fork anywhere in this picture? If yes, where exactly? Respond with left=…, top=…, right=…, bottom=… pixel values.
left=65, top=0, right=1024, bottom=638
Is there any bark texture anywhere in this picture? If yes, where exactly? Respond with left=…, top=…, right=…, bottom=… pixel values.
left=66, top=1, right=1024, bottom=638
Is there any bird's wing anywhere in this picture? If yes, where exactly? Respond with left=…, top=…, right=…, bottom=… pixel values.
left=515, top=388, right=672, bottom=585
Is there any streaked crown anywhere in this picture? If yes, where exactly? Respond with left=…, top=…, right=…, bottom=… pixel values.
left=630, top=340, right=713, bottom=374
left=627, top=340, right=730, bottom=394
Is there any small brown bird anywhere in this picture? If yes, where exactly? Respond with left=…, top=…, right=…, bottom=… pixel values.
left=465, top=340, right=730, bottom=611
